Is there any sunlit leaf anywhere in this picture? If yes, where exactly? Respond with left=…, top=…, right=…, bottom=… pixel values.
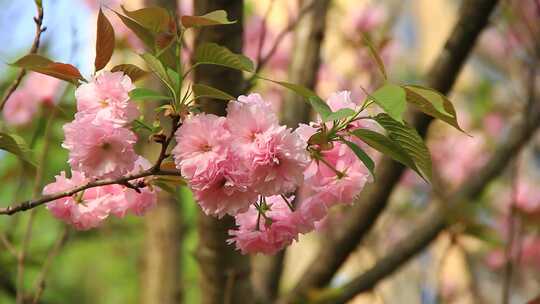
left=192, top=83, right=234, bottom=101
left=0, top=132, right=36, bottom=167
left=258, top=77, right=332, bottom=119
left=194, top=42, right=255, bottom=72
left=95, top=8, right=115, bottom=71
left=374, top=113, right=432, bottom=181
left=12, top=54, right=83, bottom=84
left=129, top=88, right=171, bottom=101
left=370, top=83, right=406, bottom=122
left=341, top=139, right=375, bottom=178
left=181, top=10, right=236, bottom=28
left=140, top=53, right=175, bottom=95
left=322, top=108, right=356, bottom=123
left=111, top=64, right=149, bottom=81
left=121, top=6, right=170, bottom=32
left=403, top=85, right=465, bottom=133
left=350, top=128, right=417, bottom=173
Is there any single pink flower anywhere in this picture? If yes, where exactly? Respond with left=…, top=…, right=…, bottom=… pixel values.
left=248, top=125, right=310, bottom=195
left=62, top=114, right=138, bottom=179
left=24, top=72, right=63, bottom=106
left=226, top=93, right=279, bottom=147
left=190, top=155, right=258, bottom=218
left=173, top=113, right=231, bottom=179
left=228, top=195, right=300, bottom=255
left=43, top=171, right=113, bottom=230
left=75, top=71, right=138, bottom=126
left=2, top=90, right=38, bottom=126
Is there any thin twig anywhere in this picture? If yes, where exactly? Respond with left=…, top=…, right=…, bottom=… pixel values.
left=255, top=0, right=275, bottom=69
left=0, top=232, right=17, bottom=258
left=0, top=1, right=46, bottom=112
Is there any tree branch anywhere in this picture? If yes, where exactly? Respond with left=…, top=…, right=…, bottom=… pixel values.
left=0, top=1, right=46, bottom=112
left=282, top=0, right=500, bottom=302
left=315, top=99, right=540, bottom=304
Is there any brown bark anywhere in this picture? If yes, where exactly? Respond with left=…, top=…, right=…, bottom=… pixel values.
left=282, top=0, right=500, bottom=302
left=251, top=1, right=331, bottom=302
left=193, top=1, right=253, bottom=304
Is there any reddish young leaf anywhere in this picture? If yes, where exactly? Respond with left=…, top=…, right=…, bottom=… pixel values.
left=12, top=54, right=84, bottom=84
left=95, top=8, right=115, bottom=71
left=111, top=64, right=149, bottom=81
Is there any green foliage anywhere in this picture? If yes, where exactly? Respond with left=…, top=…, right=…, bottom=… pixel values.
left=129, top=88, right=172, bottom=101
left=370, top=83, right=406, bottom=123
left=181, top=10, right=236, bottom=28
left=350, top=128, right=418, bottom=175
left=340, top=139, right=375, bottom=178
left=403, top=85, right=465, bottom=132
left=361, top=35, right=387, bottom=79
left=323, top=108, right=356, bottom=123
left=0, top=132, right=36, bottom=167
left=192, top=84, right=235, bottom=101
left=194, top=42, right=255, bottom=73
left=374, top=113, right=432, bottom=181
left=110, top=64, right=149, bottom=82
left=121, top=6, right=170, bottom=33
left=140, top=53, right=176, bottom=98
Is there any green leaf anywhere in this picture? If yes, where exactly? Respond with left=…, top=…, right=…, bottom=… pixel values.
left=192, top=83, right=234, bottom=101
left=113, top=10, right=155, bottom=49
left=341, top=139, right=375, bottom=178
left=258, top=77, right=332, bottom=119
left=140, top=53, right=176, bottom=96
left=129, top=88, right=172, bottom=101
left=194, top=42, right=255, bottom=72
left=0, top=132, right=36, bottom=167
left=181, top=10, right=236, bottom=28
left=95, top=8, right=115, bottom=71
left=362, top=35, right=387, bottom=79
left=111, top=64, right=149, bottom=81
left=121, top=6, right=170, bottom=32
left=350, top=128, right=417, bottom=173
left=322, top=108, right=356, bottom=123
left=12, top=54, right=84, bottom=84
left=374, top=113, right=432, bottom=181
left=403, top=85, right=465, bottom=133
left=370, top=84, right=406, bottom=123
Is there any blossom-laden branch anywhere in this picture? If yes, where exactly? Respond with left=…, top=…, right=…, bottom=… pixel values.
left=0, top=0, right=46, bottom=112
left=0, top=168, right=182, bottom=216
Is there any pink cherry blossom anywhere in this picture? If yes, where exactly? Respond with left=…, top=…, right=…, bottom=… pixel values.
left=173, top=114, right=231, bottom=179
left=190, top=155, right=258, bottom=218
left=43, top=171, right=112, bottom=230
left=24, top=72, right=62, bottom=106
left=63, top=114, right=138, bottom=179
left=75, top=71, right=138, bottom=126
left=228, top=195, right=300, bottom=255
left=248, top=125, right=310, bottom=195
left=303, top=142, right=370, bottom=207
left=107, top=157, right=158, bottom=217
left=2, top=90, right=38, bottom=126
left=226, top=93, right=279, bottom=147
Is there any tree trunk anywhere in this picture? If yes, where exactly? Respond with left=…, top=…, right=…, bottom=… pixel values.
left=251, top=1, right=331, bottom=302
left=193, top=1, right=253, bottom=304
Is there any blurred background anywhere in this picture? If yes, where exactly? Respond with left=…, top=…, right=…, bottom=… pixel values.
left=0, top=0, right=538, bottom=303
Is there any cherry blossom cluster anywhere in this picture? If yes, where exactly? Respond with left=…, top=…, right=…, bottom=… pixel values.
left=173, top=92, right=373, bottom=254
left=2, top=72, right=62, bottom=126
left=43, top=71, right=158, bottom=230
